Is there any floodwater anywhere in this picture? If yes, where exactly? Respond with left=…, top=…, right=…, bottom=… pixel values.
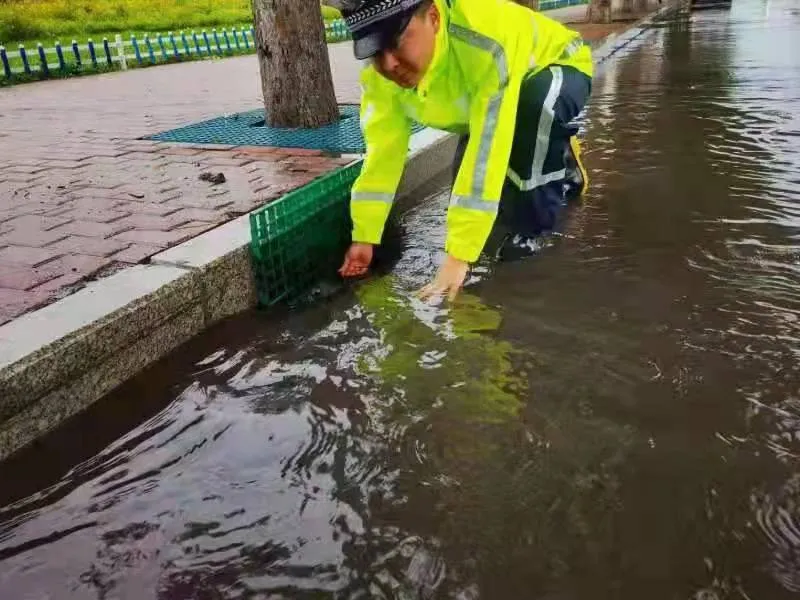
left=2, top=1, right=800, bottom=598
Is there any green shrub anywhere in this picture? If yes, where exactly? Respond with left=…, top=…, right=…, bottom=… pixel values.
left=0, top=13, right=46, bottom=43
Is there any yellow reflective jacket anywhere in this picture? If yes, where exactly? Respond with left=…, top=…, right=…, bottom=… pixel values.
left=351, top=0, right=592, bottom=262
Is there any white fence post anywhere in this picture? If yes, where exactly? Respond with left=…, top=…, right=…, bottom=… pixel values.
left=115, top=34, right=127, bottom=70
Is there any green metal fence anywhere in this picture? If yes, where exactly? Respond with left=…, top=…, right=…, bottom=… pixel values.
left=0, top=20, right=351, bottom=85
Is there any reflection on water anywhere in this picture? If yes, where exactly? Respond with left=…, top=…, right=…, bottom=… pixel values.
left=2, top=1, right=800, bottom=598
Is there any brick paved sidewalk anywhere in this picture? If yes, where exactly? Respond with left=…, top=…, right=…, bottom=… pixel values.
left=0, top=4, right=647, bottom=326
left=0, top=46, right=362, bottom=325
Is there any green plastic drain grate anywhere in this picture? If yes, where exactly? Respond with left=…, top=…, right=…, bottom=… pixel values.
left=147, top=105, right=424, bottom=154
left=250, top=160, right=363, bottom=306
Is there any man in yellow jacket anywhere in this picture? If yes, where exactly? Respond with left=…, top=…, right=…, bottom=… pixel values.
left=338, top=0, right=593, bottom=300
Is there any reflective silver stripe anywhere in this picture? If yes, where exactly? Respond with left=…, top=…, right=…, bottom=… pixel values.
left=473, top=92, right=503, bottom=196
left=450, top=194, right=499, bottom=213
left=528, top=16, right=539, bottom=72
left=450, top=24, right=509, bottom=198
left=509, top=65, right=565, bottom=193
left=507, top=167, right=567, bottom=192
left=504, top=66, right=565, bottom=191
left=561, top=38, right=583, bottom=59
left=351, top=192, right=394, bottom=204
left=449, top=25, right=509, bottom=86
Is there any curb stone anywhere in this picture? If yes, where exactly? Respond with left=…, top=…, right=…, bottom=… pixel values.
left=591, top=1, right=685, bottom=70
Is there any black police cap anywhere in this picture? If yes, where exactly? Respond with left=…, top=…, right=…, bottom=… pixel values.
left=341, top=0, right=425, bottom=60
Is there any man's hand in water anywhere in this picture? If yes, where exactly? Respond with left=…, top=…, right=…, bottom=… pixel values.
left=339, top=242, right=374, bottom=278
left=418, top=254, right=470, bottom=302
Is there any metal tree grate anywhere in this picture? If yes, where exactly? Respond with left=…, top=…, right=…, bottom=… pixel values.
left=146, top=105, right=424, bottom=153
left=249, top=160, right=363, bottom=306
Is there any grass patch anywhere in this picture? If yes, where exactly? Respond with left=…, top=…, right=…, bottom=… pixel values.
left=0, top=0, right=342, bottom=47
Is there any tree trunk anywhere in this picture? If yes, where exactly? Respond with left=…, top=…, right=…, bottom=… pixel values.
left=252, top=0, right=339, bottom=128
left=587, top=0, right=613, bottom=23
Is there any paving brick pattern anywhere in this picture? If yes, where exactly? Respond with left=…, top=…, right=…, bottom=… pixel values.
left=0, top=47, right=361, bottom=325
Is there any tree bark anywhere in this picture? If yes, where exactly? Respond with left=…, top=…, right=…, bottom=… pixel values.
left=586, top=0, right=613, bottom=23
left=252, top=0, right=339, bottom=128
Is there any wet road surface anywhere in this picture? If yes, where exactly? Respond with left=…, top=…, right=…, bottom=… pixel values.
left=1, top=1, right=800, bottom=598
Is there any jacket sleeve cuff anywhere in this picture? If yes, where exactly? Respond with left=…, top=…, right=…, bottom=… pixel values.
left=351, top=198, right=393, bottom=245
left=352, top=226, right=383, bottom=245
left=445, top=238, right=483, bottom=263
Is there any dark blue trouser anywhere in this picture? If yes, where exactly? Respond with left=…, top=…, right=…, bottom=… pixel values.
left=453, top=65, right=592, bottom=255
